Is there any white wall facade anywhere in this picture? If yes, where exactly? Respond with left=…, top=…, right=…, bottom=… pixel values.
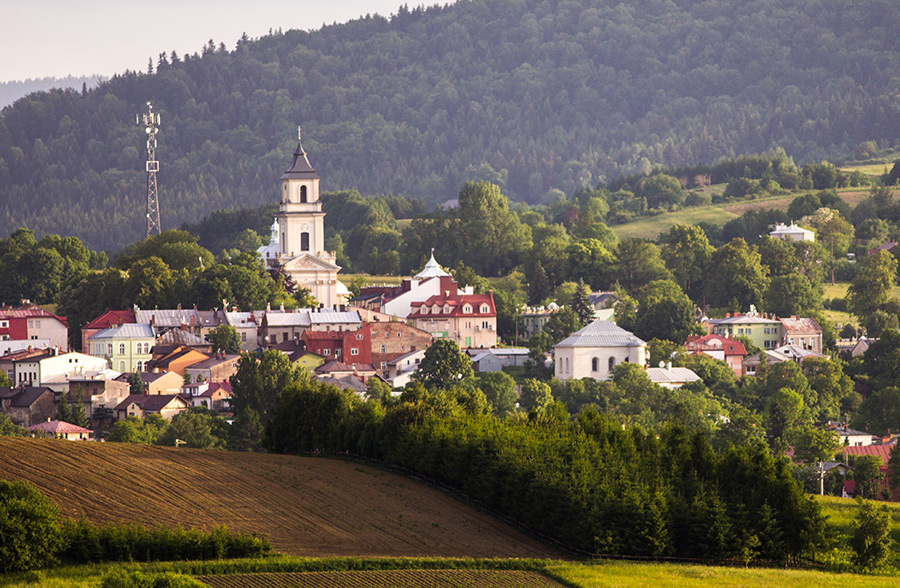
left=554, top=345, right=645, bottom=381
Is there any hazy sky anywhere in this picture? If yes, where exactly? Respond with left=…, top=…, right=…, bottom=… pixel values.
left=2, top=1, right=412, bottom=83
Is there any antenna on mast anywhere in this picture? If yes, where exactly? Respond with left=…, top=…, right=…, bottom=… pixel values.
left=138, top=101, right=162, bottom=237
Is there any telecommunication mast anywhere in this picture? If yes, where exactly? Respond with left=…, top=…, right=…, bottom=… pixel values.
left=137, top=102, right=161, bottom=237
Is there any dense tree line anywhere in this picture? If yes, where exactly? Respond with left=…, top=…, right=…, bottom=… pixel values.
left=3, top=0, right=900, bottom=249
left=257, top=366, right=824, bottom=562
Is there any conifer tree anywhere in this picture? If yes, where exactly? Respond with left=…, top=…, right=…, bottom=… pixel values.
left=570, top=279, right=594, bottom=326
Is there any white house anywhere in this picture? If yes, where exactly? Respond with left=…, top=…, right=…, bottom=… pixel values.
left=646, top=365, right=702, bottom=389
left=553, top=320, right=646, bottom=382
left=769, top=223, right=815, bottom=242
left=12, top=350, right=109, bottom=388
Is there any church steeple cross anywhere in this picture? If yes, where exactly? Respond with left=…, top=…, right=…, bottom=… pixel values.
left=298, top=125, right=302, bottom=141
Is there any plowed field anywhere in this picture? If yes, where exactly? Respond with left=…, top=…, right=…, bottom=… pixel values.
left=0, top=438, right=559, bottom=558
left=196, top=570, right=566, bottom=587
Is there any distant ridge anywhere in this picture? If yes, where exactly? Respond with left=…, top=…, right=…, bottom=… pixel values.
left=0, top=75, right=105, bottom=109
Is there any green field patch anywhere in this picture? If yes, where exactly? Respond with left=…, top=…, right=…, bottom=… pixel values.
left=546, top=560, right=900, bottom=587
left=611, top=207, right=739, bottom=240
left=817, top=495, right=900, bottom=545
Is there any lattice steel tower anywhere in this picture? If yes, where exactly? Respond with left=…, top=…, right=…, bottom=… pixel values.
left=137, top=102, right=161, bottom=237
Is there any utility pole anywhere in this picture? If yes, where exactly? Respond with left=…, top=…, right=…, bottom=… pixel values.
left=137, top=102, right=161, bottom=237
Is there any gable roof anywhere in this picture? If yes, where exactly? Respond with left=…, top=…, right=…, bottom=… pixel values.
left=27, top=420, right=92, bottom=435
left=555, top=320, right=645, bottom=349
left=408, top=292, right=496, bottom=318
left=646, top=366, right=702, bottom=385
left=4, top=386, right=52, bottom=407
left=157, top=328, right=208, bottom=347
left=89, top=323, right=155, bottom=341
left=84, top=310, right=136, bottom=330
left=115, top=394, right=188, bottom=412
left=134, top=309, right=201, bottom=329
left=185, top=354, right=239, bottom=369
left=708, top=314, right=780, bottom=325
left=0, top=305, right=67, bottom=325
left=685, top=334, right=747, bottom=356
left=842, top=443, right=895, bottom=466
left=780, top=316, right=822, bottom=335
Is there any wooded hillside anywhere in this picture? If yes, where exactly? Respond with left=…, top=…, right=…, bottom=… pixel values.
left=2, top=0, right=899, bottom=250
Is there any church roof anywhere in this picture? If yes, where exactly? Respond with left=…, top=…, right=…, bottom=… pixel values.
left=280, top=132, right=319, bottom=180
left=414, top=251, right=450, bottom=279
left=555, top=320, right=645, bottom=349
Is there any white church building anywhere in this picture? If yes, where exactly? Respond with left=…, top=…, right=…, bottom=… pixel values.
left=258, top=129, right=345, bottom=307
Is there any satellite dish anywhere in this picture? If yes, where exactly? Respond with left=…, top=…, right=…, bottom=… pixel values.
left=658, top=361, right=665, bottom=368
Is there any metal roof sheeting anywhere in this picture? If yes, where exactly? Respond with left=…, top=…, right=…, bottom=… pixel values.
left=555, top=320, right=645, bottom=348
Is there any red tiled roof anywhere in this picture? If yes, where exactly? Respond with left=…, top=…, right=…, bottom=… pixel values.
left=842, top=443, right=895, bottom=465
left=408, top=292, right=496, bottom=319
left=685, top=334, right=747, bottom=356
left=0, top=305, right=66, bottom=325
left=27, top=420, right=92, bottom=434
left=780, top=317, right=822, bottom=335
left=84, top=310, right=136, bottom=330
left=302, top=330, right=347, bottom=340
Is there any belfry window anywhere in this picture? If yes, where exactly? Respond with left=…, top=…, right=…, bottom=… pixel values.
left=301, top=232, right=310, bottom=252
left=300, top=185, right=308, bottom=203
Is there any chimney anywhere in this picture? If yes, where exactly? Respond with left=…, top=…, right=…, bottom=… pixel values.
left=190, top=315, right=196, bottom=328
left=666, top=361, right=672, bottom=371
left=177, top=303, right=182, bottom=310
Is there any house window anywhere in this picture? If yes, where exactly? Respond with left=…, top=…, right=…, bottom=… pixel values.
left=136, top=361, right=143, bottom=372
left=322, top=349, right=330, bottom=356
left=351, top=348, right=359, bottom=356
left=381, top=345, right=386, bottom=353
left=397, top=332, right=401, bottom=337
left=119, top=361, right=126, bottom=371
left=119, top=343, right=126, bottom=354
left=0, top=320, right=7, bottom=328
left=241, top=332, right=246, bottom=342
left=107, top=343, right=113, bottom=356
left=356, top=334, right=363, bottom=340
left=283, top=333, right=288, bottom=342
left=482, top=321, right=489, bottom=329
left=592, top=357, right=599, bottom=371
left=301, top=232, right=310, bottom=251
left=608, top=357, right=615, bottom=371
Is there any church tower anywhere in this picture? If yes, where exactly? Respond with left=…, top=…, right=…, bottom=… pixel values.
left=277, top=129, right=327, bottom=259
left=258, top=127, right=343, bottom=307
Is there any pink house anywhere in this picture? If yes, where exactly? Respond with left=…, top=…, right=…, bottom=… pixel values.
left=685, top=334, right=747, bottom=378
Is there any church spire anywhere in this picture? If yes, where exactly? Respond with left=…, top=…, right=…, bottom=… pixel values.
left=280, top=124, right=319, bottom=180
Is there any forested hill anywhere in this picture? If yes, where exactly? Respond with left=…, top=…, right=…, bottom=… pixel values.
left=2, top=0, right=900, bottom=251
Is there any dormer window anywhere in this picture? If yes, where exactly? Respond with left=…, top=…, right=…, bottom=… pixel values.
left=463, top=304, right=472, bottom=314
left=480, top=304, right=489, bottom=313
left=443, top=305, right=451, bottom=314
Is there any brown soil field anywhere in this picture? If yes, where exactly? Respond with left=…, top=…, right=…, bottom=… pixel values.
left=0, top=438, right=560, bottom=559
left=196, top=570, right=567, bottom=587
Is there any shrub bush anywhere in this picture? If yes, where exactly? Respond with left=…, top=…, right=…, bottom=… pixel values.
left=60, top=520, right=270, bottom=564
left=0, top=480, right=66, bottom=573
